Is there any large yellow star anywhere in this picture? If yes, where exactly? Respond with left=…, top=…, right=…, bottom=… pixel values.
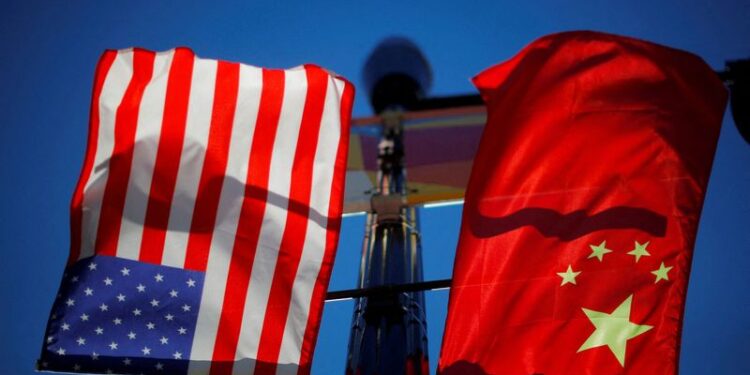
left=556, top=265, right=581, bottom=286
left=577, top=294, right=653, bottom=367
left=588, top=241, right=612, bottom=262
left=627, top=241, right=651, bottom=262
left=651, top=262, right=673, bottom=283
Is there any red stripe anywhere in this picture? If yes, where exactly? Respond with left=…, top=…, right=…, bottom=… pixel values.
left=68, top=50, right=117, bottom=264
left=94, top=50, right=156, bottom=257
left=297, top=81, right=354, bottom=375
left=254, top=66, right=329, bottom=375
left=139, top=48, right=195, bottom=264
left=183, top=61, right=240, bottom=271
left=209, top=69, right=285, bottom=375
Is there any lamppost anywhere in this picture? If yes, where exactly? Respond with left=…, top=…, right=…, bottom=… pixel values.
left=344, top=37, right=432, bottom=375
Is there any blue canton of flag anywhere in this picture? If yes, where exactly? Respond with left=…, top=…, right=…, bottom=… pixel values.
left=38, top=255, right=205, bottom=375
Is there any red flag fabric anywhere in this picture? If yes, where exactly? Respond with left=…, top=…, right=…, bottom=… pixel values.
left=39, top=48, right=353, bottom=375
left=438, top=32, right=727, bottom=375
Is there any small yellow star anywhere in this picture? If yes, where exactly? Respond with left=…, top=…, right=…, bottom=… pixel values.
left=588, top=241, right=612, bottom=262
left=651, top=262, right=673, bottom=283
left=627, top=241, right=651, bottom=263
left=557, top=265, right=582, bottom=286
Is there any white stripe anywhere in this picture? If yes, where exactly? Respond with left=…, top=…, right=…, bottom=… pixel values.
left=232, top=67, right=308, bottom=375
left=323, top=297, right=353, bottom=303
left=79, top=50, right=134, bottom=260
left=275, top=77, right=345, bottom=373
left=115, top=50, right=174, bottom=260
left=161, top=58, right=218, bottom=268
left=341, top=211, right=367, bottom=218
left=423, top=199, right=464, bottom=209
left=188, top=65, right=263, bottom=374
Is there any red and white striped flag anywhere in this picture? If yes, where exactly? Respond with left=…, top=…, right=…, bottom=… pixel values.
left=39, top=47, right=353, bottom=375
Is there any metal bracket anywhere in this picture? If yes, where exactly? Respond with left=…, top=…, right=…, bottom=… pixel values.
left=370, top=193, right=406, bottom=224
left=325, top=279, right=452, bottom=301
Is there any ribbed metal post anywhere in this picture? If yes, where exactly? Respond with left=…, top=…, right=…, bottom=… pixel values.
left=345, top=111, right=429, bottom=375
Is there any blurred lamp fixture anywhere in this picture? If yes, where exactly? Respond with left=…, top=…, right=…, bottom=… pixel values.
left=363, top=37, right=433, bottom=113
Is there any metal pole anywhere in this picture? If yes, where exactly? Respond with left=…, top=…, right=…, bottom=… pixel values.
left=345, top=111, right=429, bottom=375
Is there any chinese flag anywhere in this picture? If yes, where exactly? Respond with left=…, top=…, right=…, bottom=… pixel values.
left=438, top=31, right=727, bottom=375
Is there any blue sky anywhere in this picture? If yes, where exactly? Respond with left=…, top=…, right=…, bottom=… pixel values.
left=1, top=1, right=749, bottom=374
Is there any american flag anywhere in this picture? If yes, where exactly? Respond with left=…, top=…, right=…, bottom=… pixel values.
left=39, top=47, right=353, bottom=375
